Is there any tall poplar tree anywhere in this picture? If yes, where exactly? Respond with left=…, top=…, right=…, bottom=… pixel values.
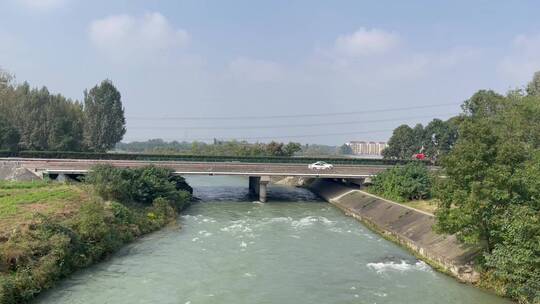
left=527, top=71, right=540, bottom=96
left=83, top=80, right=126, bottom=151
left=0, top=114, right=20, bottom=150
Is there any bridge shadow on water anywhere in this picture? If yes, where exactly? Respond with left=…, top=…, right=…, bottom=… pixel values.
left=187, top=176, right=321, bottom=204
left=192, top=184, right=322, bottom=203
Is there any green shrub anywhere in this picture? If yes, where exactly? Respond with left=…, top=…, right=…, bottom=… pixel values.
left=85, top=165, right=192, bottom=206
left=109, top=201, right=134, bottom=224
left=145, top=197, right=176, bottom=228
left=0, top=275, right=17, bottom=304
left=0, top=214, right=81, bottom=302
left=74, top=202, right=120, bottom=261
left=369, top=162, right=432, bottom=202
left=82, top=165, right=130, bottom=202
left=484, top=206, right=540, bottom=303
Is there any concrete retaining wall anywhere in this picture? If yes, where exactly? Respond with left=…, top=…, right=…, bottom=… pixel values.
left=0, top=162, right=40, bottom=181
left=309, top=178, right=480, bottom=283
left=270, top=176, right=310, bottom=187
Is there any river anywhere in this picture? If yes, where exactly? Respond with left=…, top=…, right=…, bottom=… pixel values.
left=35, top=176, right=509, bottom=304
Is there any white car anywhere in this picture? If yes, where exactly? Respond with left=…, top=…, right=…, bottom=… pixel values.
left=308, top=161, right=334, bottom=170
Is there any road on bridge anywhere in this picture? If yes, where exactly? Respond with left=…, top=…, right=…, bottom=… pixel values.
left=2, top=158, right=391, bottom=178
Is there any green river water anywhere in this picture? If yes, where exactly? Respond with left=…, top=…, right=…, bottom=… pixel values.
left=35, top=176, right=510, bottom=304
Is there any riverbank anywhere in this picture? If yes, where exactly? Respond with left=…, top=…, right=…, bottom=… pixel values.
left=33, top=175, right=510, bottom=304
left=308, top=179, right=481, bottom=283
left=0, top=180, right=183, bottom=304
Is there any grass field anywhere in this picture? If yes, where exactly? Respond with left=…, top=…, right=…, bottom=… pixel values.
left=0, top=180, right=88, bottom=233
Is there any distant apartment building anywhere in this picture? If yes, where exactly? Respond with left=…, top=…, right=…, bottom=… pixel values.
left=346, top=141, right=388, bottom=156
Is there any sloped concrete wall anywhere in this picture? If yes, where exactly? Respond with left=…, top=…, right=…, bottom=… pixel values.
left=0, top=162, right=40, bottom=181
left=270, top=176, right=311, bottom=187
left=309, top=178, right=480, bottom=283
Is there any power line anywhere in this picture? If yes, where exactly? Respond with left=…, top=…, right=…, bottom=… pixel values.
left=125, top=129, right=395, bottom=142
left=127, top=102, right=461, bottom=121
left=128, top=113, right=458, bottom=130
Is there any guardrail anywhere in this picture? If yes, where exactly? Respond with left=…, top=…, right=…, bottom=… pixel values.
left=0, top=150, right=426, bottom=166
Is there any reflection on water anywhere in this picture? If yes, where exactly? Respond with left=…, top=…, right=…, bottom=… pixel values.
left=35, top=176, right=509, bottom=304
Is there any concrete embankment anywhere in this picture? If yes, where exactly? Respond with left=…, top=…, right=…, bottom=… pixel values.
left=0, top=162, right=40, bottom=181
left=269, top=176, right=310, bottom=187
left=309, top=178, right=480, bottom=283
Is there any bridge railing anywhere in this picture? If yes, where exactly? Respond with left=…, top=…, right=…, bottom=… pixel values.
left=0, top=150, right=427, bottom=166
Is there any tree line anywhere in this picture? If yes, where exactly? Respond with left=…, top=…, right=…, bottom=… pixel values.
left=0, top=70, right=126, bottom=152
left=116, top=139, right=357, bottom=157
left=435, top=72, right=540, bottom=303
left=382, top=118, right=458, bottom=161
left=375, top=71, right=540, bottom=303
left=384, top=72, right=540, bottom=164
left=116, top=139, right=303, bottom=157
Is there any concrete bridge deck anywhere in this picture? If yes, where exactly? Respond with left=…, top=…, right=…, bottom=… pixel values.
left=1, top=158, right=390, bottom=178
left=1, top=157, right=392, bottom=202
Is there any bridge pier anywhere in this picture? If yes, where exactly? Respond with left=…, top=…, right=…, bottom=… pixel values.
left=249, top=176, right=270, bottom=202
left=56, top=173, right=69, bottom=183
left=259, top=177, right=269, bottom=203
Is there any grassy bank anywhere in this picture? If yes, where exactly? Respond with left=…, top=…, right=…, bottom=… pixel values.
left=0, top=181, right=84, bottom=234
left=0, top=166, right=191, bottom=304
left=364, top=185, right=439, bottom=215
left=379, top=196, right=438, bottom=215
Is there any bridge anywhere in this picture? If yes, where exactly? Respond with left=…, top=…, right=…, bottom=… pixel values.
left=1, top=157, right=393, bottom=202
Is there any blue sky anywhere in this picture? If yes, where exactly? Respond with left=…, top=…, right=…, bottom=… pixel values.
left=1, top=0, right=540, bottom=144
